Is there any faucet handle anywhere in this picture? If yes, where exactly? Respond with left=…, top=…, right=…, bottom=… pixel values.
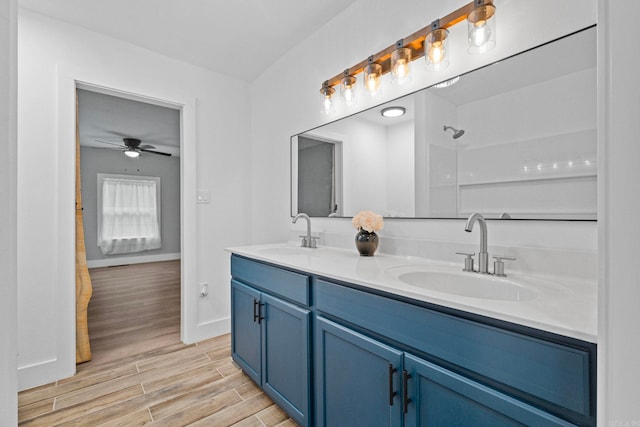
left=456, top=252, right=476, bottom=272
left=308, top=235, right=319, bottom=248
left=298, top=235, right=308, bottom=247
left=492, top=255, right=516, bottom=277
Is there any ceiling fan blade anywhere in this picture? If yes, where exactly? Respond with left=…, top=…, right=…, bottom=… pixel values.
left=95, top=139, right=125, bottom=148
left=139, top=144, right=156, bottom=149
left=140, top=148, right=172, bottom=157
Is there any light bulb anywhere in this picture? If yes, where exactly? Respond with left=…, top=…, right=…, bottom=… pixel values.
left=429, top=42, right=444, bottom=63
left=391, top=43, right=412, bottom=84
left=467, top=2, right=496, bottom=54
left=364, top=59, right=382, bottom=96
left=319, top=82, right=336, bottom=115
left=366, top=74, right=380, bottom=93
left=322, top=95, right=334, bottom=115
left=425, top=27, right=449, bottom=71
left=340, top=73, right=357, bottom=106
left=469, top=21, right=491, bottom=47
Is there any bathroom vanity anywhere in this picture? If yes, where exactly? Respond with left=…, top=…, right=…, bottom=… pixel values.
left=229, top=245, right=596, bottom=427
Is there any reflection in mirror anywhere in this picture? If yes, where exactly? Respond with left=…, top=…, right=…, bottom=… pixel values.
left=292, top=26, right=597, bottom=220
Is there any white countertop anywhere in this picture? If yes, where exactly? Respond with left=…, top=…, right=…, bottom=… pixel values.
left=228, top=243, right=597, bottom=343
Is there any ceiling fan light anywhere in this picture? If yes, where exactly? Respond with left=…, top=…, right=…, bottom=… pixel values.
left=124, top=148, right=140, bottom=158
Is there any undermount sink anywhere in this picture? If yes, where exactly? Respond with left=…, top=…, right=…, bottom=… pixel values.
left=393, top=269, right=538, bottom=301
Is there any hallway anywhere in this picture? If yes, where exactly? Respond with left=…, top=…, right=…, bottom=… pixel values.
left=86, top=260, right=181, bottom=365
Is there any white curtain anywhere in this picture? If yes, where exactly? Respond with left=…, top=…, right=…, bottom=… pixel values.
left=98, top=177, right=161, bottom=255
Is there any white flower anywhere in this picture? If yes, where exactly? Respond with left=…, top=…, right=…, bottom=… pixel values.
left=352, top=210, right=384, bottom=233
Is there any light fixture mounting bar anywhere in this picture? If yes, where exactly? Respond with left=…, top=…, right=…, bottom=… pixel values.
left=323, top=0, right=486, bottom=88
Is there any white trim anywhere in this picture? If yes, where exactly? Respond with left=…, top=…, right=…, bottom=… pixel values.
left=40, top=64, right=198, bottom=386
left=86, top=252, right=181, bottom=269
left=193, top=317, right=231, bottom=343
left=17, top=358, right=59, bottom=391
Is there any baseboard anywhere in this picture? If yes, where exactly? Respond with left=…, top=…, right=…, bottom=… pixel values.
left=186, top=317, right=231, bottom=344
left=18, top=358, right=74, bottom=391
left=86, top=252, right=181, bottom=268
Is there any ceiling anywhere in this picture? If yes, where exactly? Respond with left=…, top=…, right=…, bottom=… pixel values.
left=21, top=0, right=358, bottom=155
left=18, top=0, right=358, bottom=82
left=77, top=88, right=181, bottom=156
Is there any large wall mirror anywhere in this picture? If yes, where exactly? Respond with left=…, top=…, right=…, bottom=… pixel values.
left=291, top=26, right=596, bottom=220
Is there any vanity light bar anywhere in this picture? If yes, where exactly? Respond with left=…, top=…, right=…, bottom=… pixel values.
left=320, top=0, right=494, bottom=93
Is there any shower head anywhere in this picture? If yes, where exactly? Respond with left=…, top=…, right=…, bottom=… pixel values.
left=443, top=125, right=465, bottom=139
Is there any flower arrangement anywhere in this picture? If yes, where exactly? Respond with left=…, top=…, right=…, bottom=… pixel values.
left=352, top=210, right=384, bottom=233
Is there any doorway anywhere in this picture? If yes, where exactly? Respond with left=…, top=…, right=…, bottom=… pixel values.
left=76, top=86, right=183, bottom=365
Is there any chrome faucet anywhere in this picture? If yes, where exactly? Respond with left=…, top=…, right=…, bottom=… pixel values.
left=292, top=213, right=317, bottom=248
left=465, top=213, right=489, bottom=274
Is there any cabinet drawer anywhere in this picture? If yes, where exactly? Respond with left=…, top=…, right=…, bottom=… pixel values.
left=231, top=255, right=310, bottom=306
left=315, top=279, right=592, bottom=418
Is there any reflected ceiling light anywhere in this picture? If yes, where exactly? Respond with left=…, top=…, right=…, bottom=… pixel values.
left=391, top=39, right=412, bottom=84
left=340, top=69, right=358, bottom=106
left=381, top=107, right=406, bottom=118
left=425, top=20, right=449, bottom=71
left=433, top=76, right=460, bottom=88
left=320, top=80, right=336, bottom=115
left=320, top=0, right=495, bottom=113
left=364, top=56, right=382, bottom=96
left=467, top=0, right=496, bottom=54
left=124, top=148, right=141, bottom=158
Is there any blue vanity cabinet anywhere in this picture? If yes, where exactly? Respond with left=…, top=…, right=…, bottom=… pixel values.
left=230, top=254, right=595, bottom=427
left=315, top=278, right=595, bottom=427
left=230, top=280, right=262, bottom=384
left=315, top=315, right=577, bottom=427
left=230, top=255, right=311, bottom=427
left=403, top=354, right=577, bottom=426
left=315, top=316, right=403, bottom=427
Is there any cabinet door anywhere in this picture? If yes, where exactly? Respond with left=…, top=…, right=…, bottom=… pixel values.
left=315, top=317, right=403, bottom=427
left=262, top=294, right=311, bottom=427
left=404, top=354, right=577, bottom=427
left=231, top=280, right=262, bottom=384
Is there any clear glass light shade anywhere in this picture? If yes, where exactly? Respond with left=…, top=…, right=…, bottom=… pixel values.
left=425, top=28, right=449, bottom=71
left=467, top=3, right=496, bottom=54
left=364, top=62, right=382, bottom=95
left=124, top=149, right=140, bottom=158
left=340, top=75, right=358, bottom=106
left=320, top=85, right=336, bottom=115
left=391, top=47, right=412, bottom=84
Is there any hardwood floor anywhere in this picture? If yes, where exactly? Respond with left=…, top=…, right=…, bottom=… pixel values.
left=18, top=260, right=298, bottom=426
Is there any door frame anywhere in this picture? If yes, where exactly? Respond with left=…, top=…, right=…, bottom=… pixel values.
left=57, top=66, right=198, bottom=376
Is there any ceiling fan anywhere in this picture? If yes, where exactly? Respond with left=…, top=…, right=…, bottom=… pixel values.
left=95, top=137, right=172, bottom=158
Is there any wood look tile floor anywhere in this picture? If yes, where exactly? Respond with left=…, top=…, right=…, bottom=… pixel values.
left=18, top=260, right=298, bottom=426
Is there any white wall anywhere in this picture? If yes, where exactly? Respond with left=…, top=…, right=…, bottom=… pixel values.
left=80, top=147, right=181, bottom=266
left=386, top=121, right=414, bottom=217
left=250, top=0, right=597, bottom=250
left=17, top=10, right=252, bottom=389
left=598, top=0, right=640, bottom=423
left=0, top=0, right=17, bottom=423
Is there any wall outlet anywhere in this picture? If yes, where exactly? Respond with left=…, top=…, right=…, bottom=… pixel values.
left=200, top=283, right=208, bottom=297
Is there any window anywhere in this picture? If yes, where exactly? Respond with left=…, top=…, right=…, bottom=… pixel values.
left=97, top=174, right=161, bottom=255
